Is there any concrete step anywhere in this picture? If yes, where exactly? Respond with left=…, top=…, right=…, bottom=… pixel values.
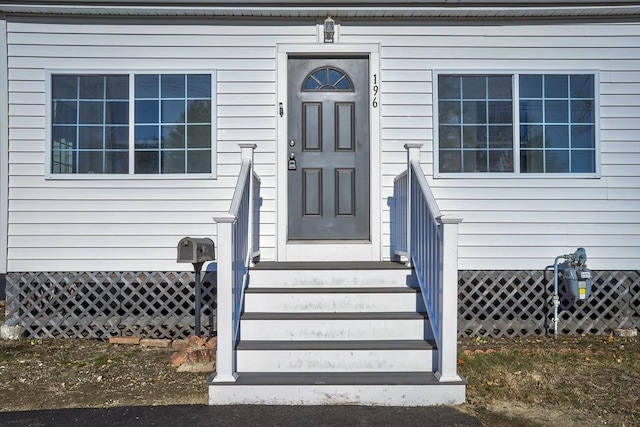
left=244, top=287, right=425, bottom=313
left=208, top=371, right=466, bottom=405
left=236, top=340, right=435, bottom=372
left=248, top=262, right=416, bottom=288
left=240, top=312, right=432, bottom=341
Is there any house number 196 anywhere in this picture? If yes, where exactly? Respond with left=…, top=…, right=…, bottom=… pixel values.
left=372, top=74, right=379, bottom=108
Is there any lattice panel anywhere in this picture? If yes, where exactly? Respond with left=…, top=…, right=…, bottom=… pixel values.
left=458, top=270, right=640, bottom=338
left=5, top=272, right=216, bottom=339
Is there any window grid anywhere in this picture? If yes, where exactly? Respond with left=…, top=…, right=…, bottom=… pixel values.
left=134, top=74, right=212, bottom=174
left=436, top=72, right=597, bottom=175
left=519, top=74, right=595, bottom=173
left=438, top=75, right=514, bottom=173
left=51, top=75, right=129, bottom=174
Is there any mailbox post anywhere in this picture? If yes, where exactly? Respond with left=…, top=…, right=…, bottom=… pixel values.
left=177, top=237, right=215, bottom=337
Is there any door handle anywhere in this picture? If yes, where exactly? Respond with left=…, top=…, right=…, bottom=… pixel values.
left=288, top=153, right=297, bottom=170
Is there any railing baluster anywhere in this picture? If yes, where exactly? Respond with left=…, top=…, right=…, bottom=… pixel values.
left=396, top=143, right=462, bottom=383
left=212, top=143, right=259, bottom=383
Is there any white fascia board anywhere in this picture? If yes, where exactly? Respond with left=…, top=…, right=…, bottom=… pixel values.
left=1, top=3, right=640, bottom=19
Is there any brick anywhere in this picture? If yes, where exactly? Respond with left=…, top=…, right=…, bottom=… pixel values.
left=187, top=335, right=207, bottom=347
left=204, top=337, right=217, bottom=349
left=177, top=361, right=215, bottom=373
left=171, top=352, right=187, bottom=368
left=140, top=338, right=172, bottom=348
left=108, top=336, right=141, bottom=345
left=171, top=339, right=191, bottom=351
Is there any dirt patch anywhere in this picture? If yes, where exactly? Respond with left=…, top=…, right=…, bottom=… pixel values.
left=458, top=335, right=640, bottom=426
left=1, top=301, right=638, bottom=427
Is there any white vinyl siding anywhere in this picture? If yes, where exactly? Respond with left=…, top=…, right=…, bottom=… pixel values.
left=5, top=17, right=640, bottom=272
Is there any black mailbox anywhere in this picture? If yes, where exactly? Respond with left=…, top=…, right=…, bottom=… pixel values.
left=177, top=237, right=215, bottom=264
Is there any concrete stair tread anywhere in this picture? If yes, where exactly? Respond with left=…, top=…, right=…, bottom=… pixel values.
left=237, top=339, right=436, bottom=351
left=245, top=287, right=420, bottom=294
left=251, top=261, right=410, bottom=270
left=210, top=371, right=466, bottom=386
left=242, top=312, right=427, bottom=320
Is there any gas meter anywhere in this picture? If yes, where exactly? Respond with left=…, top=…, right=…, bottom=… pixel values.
left=561, top=248, right=592, bottom=301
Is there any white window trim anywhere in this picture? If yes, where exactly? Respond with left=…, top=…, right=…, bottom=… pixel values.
left=432, top=69, right=601, bottom=179
left=45, top=69, right=217, bottom=180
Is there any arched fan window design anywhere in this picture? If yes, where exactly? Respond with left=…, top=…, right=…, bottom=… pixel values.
left=302, top=67, right=354, bottom=91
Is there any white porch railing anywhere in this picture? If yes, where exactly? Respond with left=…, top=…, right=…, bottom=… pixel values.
left=393, top=143, right=463, bottom=382
left=212, top=143, right=260, bottom=383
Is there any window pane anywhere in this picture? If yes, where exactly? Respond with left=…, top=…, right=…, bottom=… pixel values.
left=135, top=125, right=159, bottom=149
left=106, top=151, right=129, bottom=174
left=439, top=101, right=461, bottom=124
left=571, top=100, right=594, bottom=123
left=520, top=125, right=544, bottom=149
left=106, top=101, right=128, bottom=125
left=519, top=100, right=543, bottom=123
left=78, top=151, right=104, bottom=173
left=136, top=75, right=159, bottom=98
left=545, top=100, right=568, bottom=123
left=462, top=76, right=486, bottom=99
left=162, top=151, right=186, bottom=173
left=79, top=126, right=103, bottom=149
left=463, top=126, right=487, bottom=148
left=53, top=101, right=77, bottom=124
left=520, top=75, right=542, bottom=99
left=488, top=101, right=512, bottom=124
left=187, top=125, right=211, bottom=149
left=488, top=150, right=513, bottom=172
left=439, top=150, right=462, bottom=173
left=438, top=74, right=513, bottom=174
left=135, top=151, right=159, bottom=174
left=53, top=126, right=77, bottom=149
left=162, top=125, right=185, bottom=149
left=571, top=150, right=595, bottom=173
left=463, top=150, right=487, bottom=172
left=521, top=150, right=544, bottom=173
left=438, top=76, right=460, bottom=99
left=463, top=101, right=486, bottom=124
left=106, top=76, right=129, bottom=99
left=79, top=101, right=104, bottom=124
left=187, top=74, right=211, bottom=98
left=544, top=75, right=568, bottom=98
left=162, top=75, right=185, bottom=98
left=439, top=126, right=461, bottom=149
left=105, top=126, right=128, bottom=150
left=546, top=150, right=570, bottom=172
left=136, top=100, right=159, bottom=124
left=545, top=125, right=569, bottom=148
left=52, top=75, right=77, bottom=99
left=488, top=76, right=512, bottom=99
left=79, top=76, right=104, bottom=99
left=52, top=150, right=75, bottom=173
left=489, top=126, right=512, bottom=148
left=571, top=125, right=595, bottom=149
left=187, top=100, right=211, bottom=123
left=187, top=150, right=211, bottom=173
left=570, top=75, right=594, bottom=98
left=161, top=100, right=186, bottom=123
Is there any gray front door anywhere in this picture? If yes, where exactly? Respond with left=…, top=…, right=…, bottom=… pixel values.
left=287, top=57, right=370, bottom=240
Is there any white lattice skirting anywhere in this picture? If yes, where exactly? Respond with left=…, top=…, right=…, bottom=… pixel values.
left=5, top=272, right=216, bottom=339
left=459, top=270, right=640, bottom=337
left=4, top=270, right=639, bottom=339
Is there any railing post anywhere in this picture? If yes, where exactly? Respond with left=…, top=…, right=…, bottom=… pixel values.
left=211, top=213, right=238, bottom=383
left=404, top=143, right=422, bottom=266
left=239, top=143, right=257, bottom=266
left=436, top=215, right=463, bottom=382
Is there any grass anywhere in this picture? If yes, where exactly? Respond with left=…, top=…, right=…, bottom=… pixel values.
left=458, top=334, right=640, bottom=426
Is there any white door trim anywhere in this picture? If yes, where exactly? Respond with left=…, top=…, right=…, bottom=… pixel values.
left=276, top=43, right=381, bottom=262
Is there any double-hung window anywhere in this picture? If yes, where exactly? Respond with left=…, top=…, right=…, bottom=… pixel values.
left=435, top=72, right=598, bottom=176
left=48, top=71, right=216, bottom=177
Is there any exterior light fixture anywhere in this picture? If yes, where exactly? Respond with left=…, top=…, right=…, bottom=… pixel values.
left=324, top=16, right=335, bottom=43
